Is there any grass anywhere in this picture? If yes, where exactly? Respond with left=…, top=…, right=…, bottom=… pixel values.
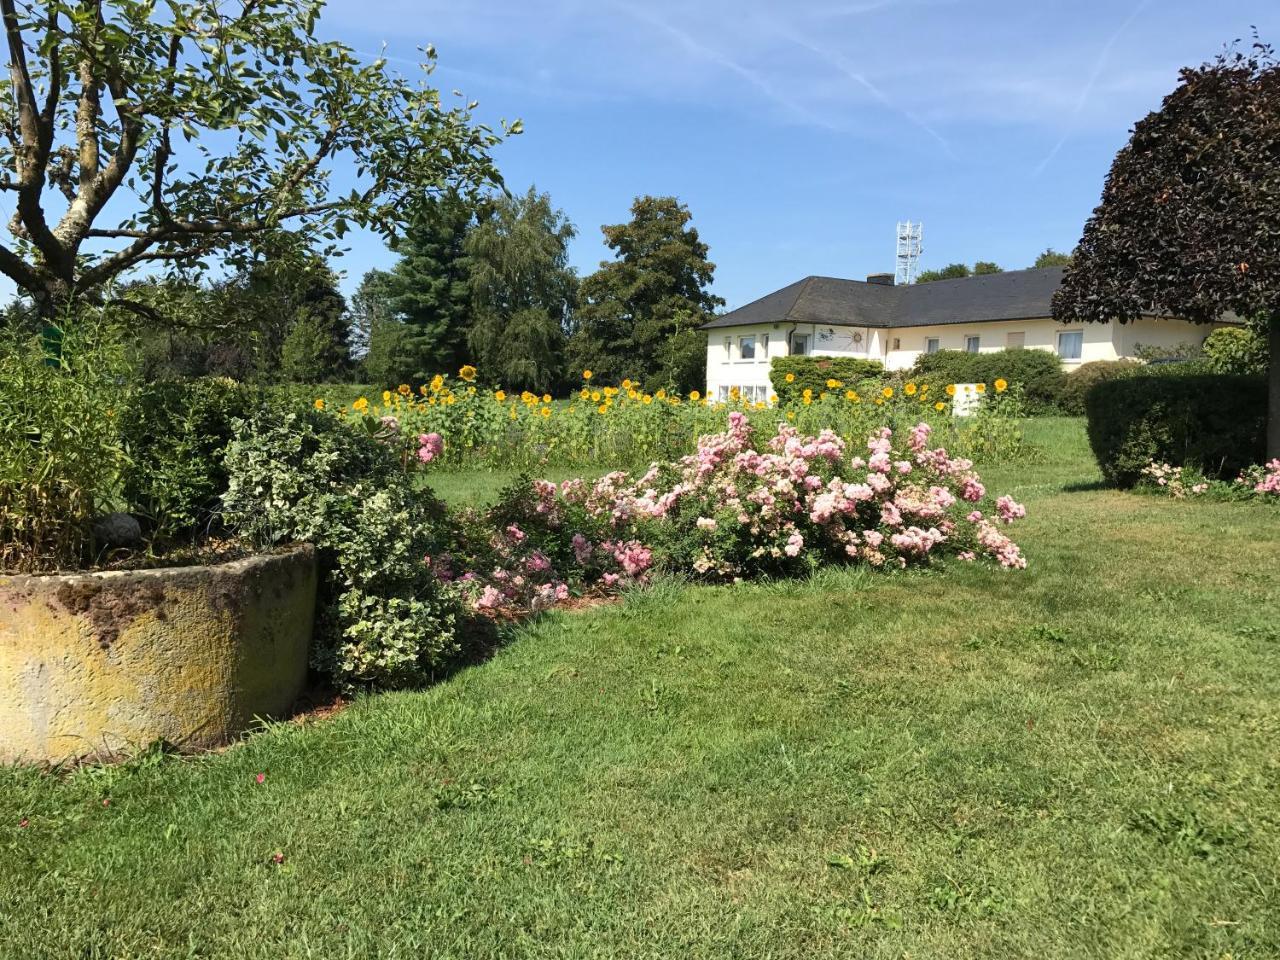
left=2, top=418, right=1279, bottom=958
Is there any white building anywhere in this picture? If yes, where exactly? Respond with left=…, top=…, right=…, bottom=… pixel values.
left=703, top=267, right=1231, bottom=403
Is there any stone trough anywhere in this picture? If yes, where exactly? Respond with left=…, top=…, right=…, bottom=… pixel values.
left=0, top=545, right=316, bottom=764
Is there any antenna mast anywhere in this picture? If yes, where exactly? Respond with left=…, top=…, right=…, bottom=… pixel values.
left=895, top=221, right=923, bottom=285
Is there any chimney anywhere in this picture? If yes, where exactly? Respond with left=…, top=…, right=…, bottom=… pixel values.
left=865, top=272, right=894, bottom=286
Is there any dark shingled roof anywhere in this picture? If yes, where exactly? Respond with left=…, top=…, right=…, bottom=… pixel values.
left=702, top=267, right=1070, bottom=330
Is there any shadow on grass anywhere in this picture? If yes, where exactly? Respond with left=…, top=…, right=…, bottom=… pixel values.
left=1061, top=479, right=1111, bottom=493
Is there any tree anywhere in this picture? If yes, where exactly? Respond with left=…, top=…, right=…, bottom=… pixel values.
left=570, top=196, right=723, bottom=389
left=973, top=261, right=1003, bottom=276
left=349, top=268, right=397, bottom=362
left=465, top=187, right=576, bottom=392
left=1033, top=248, right=1073, bottom=269
left=0, top=1, right=510, bottom=318
left=277, top=266, right=349, bottom=382
left=1052, top=40, right=1280, bottom=458
left=915, top=263, right=972, bottom=283
left=381, top=192, right=477, bottom=380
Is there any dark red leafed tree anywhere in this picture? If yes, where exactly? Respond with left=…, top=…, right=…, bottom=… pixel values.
left=1052, top=40, right=1280, bottom=458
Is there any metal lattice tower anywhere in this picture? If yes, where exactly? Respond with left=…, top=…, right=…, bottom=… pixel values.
left=895, top=221, right=923, bottom=285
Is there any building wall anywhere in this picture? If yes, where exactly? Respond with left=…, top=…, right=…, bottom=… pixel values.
left=706, top=316, right=1226, bottom=397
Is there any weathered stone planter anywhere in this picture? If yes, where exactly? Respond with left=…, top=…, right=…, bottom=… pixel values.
left=0, top=546, right=316, bottom=764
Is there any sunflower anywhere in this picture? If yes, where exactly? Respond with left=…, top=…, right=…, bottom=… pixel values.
left=785, top=372, right=796, bottom=383
left=382, top=390, right=392, bottom=404
left=881, top=387, right=894, bottom=399
left=542, top=393, right=552, bottom=404
left=904, top=383, right=917, bottom=395
left=583, top=369, right=593, bottom=380
left=622, top=378, right=632, bottom=390
left=945, top=384, right=957, bottom=397
left=690, top=390, right=701, bottom=401
left=540, top=406, right=551, bottom=418
left=590, top=391, right=601, bottom=402
left=995, top=378, right=1008, bottom=393
left=976, top=382, right=986, bottom=394
left=845, top=389, right=857, bottom=401
left=935, top=401, right=946, bottom=411
left=494, top=390, right=506, bottom=402
left=458, top=365, right=477, bottom=383
left=313, top=398, right=325, bottom=410
left=353, top=397, right=369, bottom=412
left=826, top=378, right=841, bottom=389
left=397, top=384, right=411, bottom=396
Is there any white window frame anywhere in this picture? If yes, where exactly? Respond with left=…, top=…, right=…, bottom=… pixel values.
left=1057, top=330, right=1083, bottom=360
left=738, top=335, right=756, bottom=361
left=760, top=333, right=769, bottom=360
left=1006, top=331, right=1025, bottom=349
left=791, top=333, right=809, bottom=356
left=964, top=335, right=980, bottom=354
left=924, top=337, right=940, bottom=354
left=723, top=337, right=731, bottom=360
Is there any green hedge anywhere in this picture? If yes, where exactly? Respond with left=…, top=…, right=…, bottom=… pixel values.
left=909, top=348, right=1066, bottom=414
left=1060, top=359, right=1139, bottom=415
left=1084, top=371, right=1266, bottom=487
left=770, top=355, right=884, bottom=403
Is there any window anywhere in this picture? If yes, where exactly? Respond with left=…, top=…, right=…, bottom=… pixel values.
left=925, top=337, right=940, bottom=354
left=1057, top=330, right=1083, bottom=360
left=1006, top=331, right=1025, bottom=349
left=738, top=336, right=756, bottom=360
left=723, top=337, right=731, bottom=360
left=965, top=335, right=980, bottom=353
left=791, top=333, right=809, bottom=356
left=761, top=333, right=769, bottom=360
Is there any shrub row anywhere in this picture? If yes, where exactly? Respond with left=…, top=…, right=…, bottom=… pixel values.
left=909, top=348, right=1066, bottom=414
left=1084, top=371, right=1266, bottom=487
left=769, top=355, right=884, bottom=403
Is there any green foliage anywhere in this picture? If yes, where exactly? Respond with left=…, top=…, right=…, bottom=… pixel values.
left=0, top=2, right=509, bottom=315
left=769, top=355, right=885, bottom=403
left=363, top=317, right=426, bottom=390
left=0, top=318, right=131, bottom=572
left=973, top=261, right=1003, bottom=276
left=915, top=263, right=972, bottom=283
left=222, top=406, right=458, bottom=689
left=1060, top=359, right=1139, bottom=415
left=571, top=196, right=724, bottom=386
left=119, top=379, right=262, bottom=548
left=465, top=187, right=577, bottom=393
left=1084, top=372, right=1266, bottom=486
left=910, top=348, right=1066, bottom=414
left=1033, top=248, right=1073, bottom=269
left=1203, top=325, right=1268, bottom=374
left=381, top=192, right=478, bottom=379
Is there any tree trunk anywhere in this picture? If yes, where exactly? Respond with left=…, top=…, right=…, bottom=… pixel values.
left=1269, top=314, right=1280, bottom=462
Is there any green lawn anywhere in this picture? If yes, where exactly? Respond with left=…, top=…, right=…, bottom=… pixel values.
left=3, top=419, right=1279, bottom=958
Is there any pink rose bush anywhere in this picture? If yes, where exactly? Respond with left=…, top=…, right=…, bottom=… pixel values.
left=1140, top=458, right=1279, bottom=501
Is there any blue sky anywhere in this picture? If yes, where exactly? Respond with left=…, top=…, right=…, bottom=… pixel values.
left=225, top=1, right=1280, bottom=309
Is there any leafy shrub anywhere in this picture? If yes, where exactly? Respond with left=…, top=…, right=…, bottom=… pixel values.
left=1202, top=325, right=1267, bottom=375
left=770, top=355, right=885, bottom=404
left=222, top=406, right=459, bottom=689
left=1084, top=372, right=1266, bottom=487
left=1060, top=359, right=1139, bottom=415
left=0, top=319, right=131, bottom=572
left=910, top=348, right=1066, bottom=414
left=120, top=378, right=262, bottom=547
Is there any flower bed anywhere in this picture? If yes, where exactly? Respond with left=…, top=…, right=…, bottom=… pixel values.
left=446, top=413, right=1028, bottom=621
left=1139, top=458, right=1280, bottom=501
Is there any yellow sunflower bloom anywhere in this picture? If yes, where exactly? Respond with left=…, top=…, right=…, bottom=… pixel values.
left=458, top=365, right=477, bottom=382
left=313, top=398, right=325, bottom=410
left=495, top=390, right=506, bottom=402
left=945, top=384, right=957, bottom=397
left=622, top=378, right=632, bottom=390
left=995, top=378, right=1008, bottom=393
left=382, top=390, right=392, bottom=404
left=826, top=378, right=841, bottom=389
left=590, top=390, right=601, bottom=402
left=542, top=393, right=552, bottom=404
left=881, top=387, right=894, bottom=399
left=397, top=384, right=411, bottom=396
left=935, top=401, right=946, bottom=411
left=642, top=394, right=653, bottom=405
left=689, top=390, right=701, bottom=401
left=353, top=397, right=369, bottom=412
left=904, top=383, right=917, bottom=395
left=976, top=382, right=986, bottom=394
left=540, top=406, right=551, bottom=418
left=844, top=389, right=857, bottom=401
left=583, top=369, right=593, bottom=380
left=785, top=372, right=796, bottom=383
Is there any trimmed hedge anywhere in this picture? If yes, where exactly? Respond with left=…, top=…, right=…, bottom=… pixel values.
left=1084, top=371, right=1266, bottom=487
left=770, top=355, right=884, bottom=403
left=1060, top=359, right=1139, bottom=415
left=910, top=348, right=1067, bottom=414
